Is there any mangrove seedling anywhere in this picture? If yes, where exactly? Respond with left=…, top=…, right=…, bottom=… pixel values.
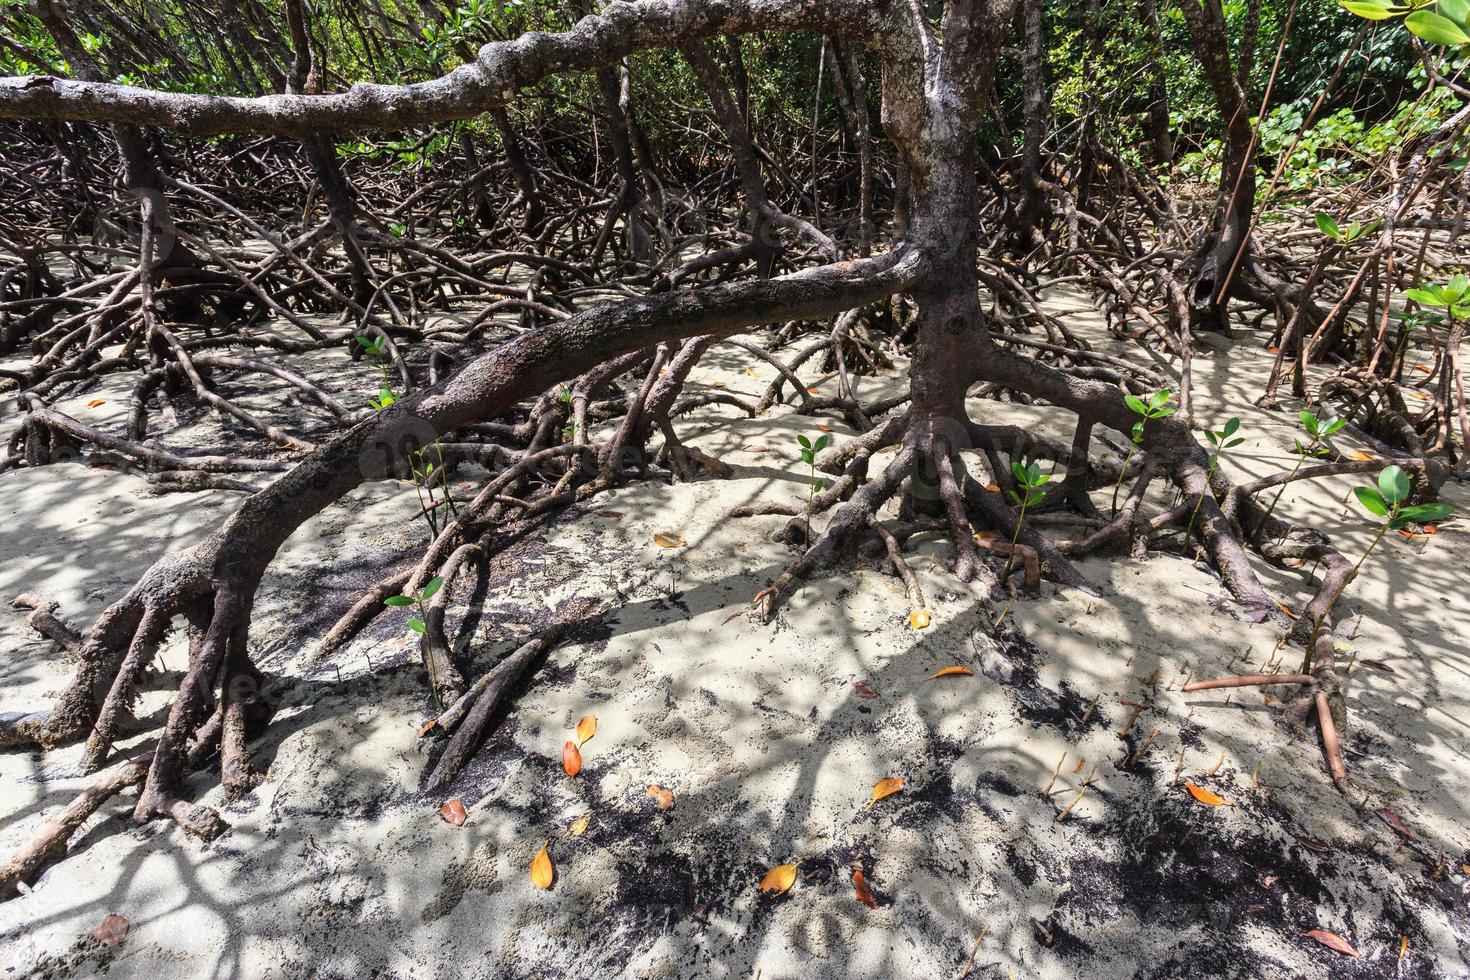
left=1005, top=460, right=1052, bottom=577
left=1112, top=389, right=1173, bottom=516
left=1258, top=409, right=1344, bottom=542
left=797, top=432, right=830, bottom=545
left=1184, top=418, right=1244, bottom=542
left=386, top=575, right=447, bottom=706
left=1304, top=465, right=1454, bottom=668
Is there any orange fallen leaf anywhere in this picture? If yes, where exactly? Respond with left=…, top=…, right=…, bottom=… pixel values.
left=817, top=424, right=835, bottom=432
left=807, top=386, right=822, bottom=395
left=973, top=530, right=998, bottom=543
left=852, top=868, right=879, bottom=909
left=653, top=532, right=686, bottom=548
left=1349, top=450, right=1377, bottom=462
left=710, top=380, right=727, bottom=388
left=983, top=483, right=1000, bottom=492
left=530, top=841, right=554, bottom=889
left=569, top=814, right=591, bottom=837
left=647, top=784, right=675, bottom=810
left=575, top=715, right=597, bottom=746
left=871, top=777, right=904, bottom=804
left=908, top=609, right=932, bottom=630
left=563, top=741, right=582, bottom=777
left=759, top=862, right=798, bottom=896
left=441, top=799, right=468, bottom=826
left=1377, top=807, right=1417, bottom=840
left=86, top=399, right=106, bottom=409
left=418, top=717, right=439, bottom=738
left=1414, top=364, right=1432, bottom=374
left=853, top=680, right=879, bottom=699
left=1184, top=781, right=1230, bottom=806
left=1305, top=929, right=1359, bottom=957
left=927, top=665, right=974, bottom=680
left=92, top=914, right=129, bottom=948
left=1276, top=601, right=1299, bottom=620
left=1267, top=347, right=1281, bottom=354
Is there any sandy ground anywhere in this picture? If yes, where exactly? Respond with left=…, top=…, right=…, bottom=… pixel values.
left=1, top=297, right=1468, bottom=979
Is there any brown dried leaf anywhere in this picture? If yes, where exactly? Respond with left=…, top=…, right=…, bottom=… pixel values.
left=759, top=862, right=798, bottom=896
left=871, top=777, right=904, bottom=803
left=597, top=510, right=625, bottom=518
left=563, top=741, right=582, bottom=778
left=1377, top=808, right=1417, bottom=840
left=647, top=784, right=675, bottom=810
left=653, top=532, right=685, bottom=548
left=418, top=717, right=439, bottom=738
left=530, top=841, right=554, bottom=889
left=926, top=665, right=974, bottom=680
left=742, top=444, right=768, bottom=453
left=1349, top=450, right=1378, bottom=462
left=852, top=868, right=879, bottom=909
left=1304, top=929, right=1359, bottom=957
left=440, top=799, right=468, bottom=826
left=1358, top=659, right=1396, bottom=673
left=86, top=399, right=106, bottom=409
left=1293, top=834, right=1331, bottom=854
left=983, top=482, right=1000, bottom=493
left=853, top=681, right=879, bottom=700
left=92, top=914, right=129, bottom=948
left=575, top=715, right=597, bottom=746
left=816, top=424, right=835, bottom=432
left=1184, top=781, right=1230, bottom=806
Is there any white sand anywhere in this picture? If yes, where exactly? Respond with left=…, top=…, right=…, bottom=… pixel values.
left=1, top=302, right=1467, bottom=978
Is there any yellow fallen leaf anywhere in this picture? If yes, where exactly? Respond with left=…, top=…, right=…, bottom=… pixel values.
left=1184, top=781, right=1231, bottom=806
left=711, top=380, right=727, bottom=388
left=908, top=610, right=932, bottom=630
left=653, top=532, right=685, bottom=548
left=576, top=715, right=597, bottom=746
left=871, top=777, right=904, bottom=804
left=569, top=815, right=591, bottom=837
left=927, top=665, right=974, bottom=679
left=530, top=841, right=554, bottom=889
left=86, top=399, right=106, bottom=409
left=1349, top=450, right=1377, bottom=462
left=745, top=367, right=759, bottom=377
left=973, top=530, right=998, bottom=543
left=759, top=862, right=798, bottom=896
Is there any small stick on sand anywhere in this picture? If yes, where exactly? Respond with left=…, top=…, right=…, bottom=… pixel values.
left=1081, top=692, right=1102, bottom=723
left=1044, top=752, right=1067, bottom=795
left=1126, top=728, right=1160, bottom=767
left=1207, top=752, right=1226, bottom=776
left=957, top=924, right=990, bottom=979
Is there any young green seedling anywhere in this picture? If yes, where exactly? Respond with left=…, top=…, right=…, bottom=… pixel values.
left=1258, top=409, right=1344, bottom=542
left=797, top=432, right=831, bottom=545
left=386, top=575, right=446, bottom=707
left=1005, top=460, right=1052, bottom=576
left=1314, top=213, right=1380, bottom=245
left=1303, top=465, right=1454, bottom=669
left=1404, top=274, right=1470, bottom=323
left=1112, top=389, right=1174, bottom=517
left=1185, top=417, right=1244, bottom=542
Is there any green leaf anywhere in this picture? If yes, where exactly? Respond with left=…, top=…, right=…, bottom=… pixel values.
left=1405, top=10, right=1470, bottom=45
left=407, top=617, right=427, bottom=635
left=800, top=449, right=813, bottom=464
left=1226, top=437, right=1245, bottom=448
left=1299, top=411, right=1320, bottom=436
left=421, top=575, right=445, bottom=600
left=1354, top=486, right=1389, bottom=517
left=1009, top=489, right=1024, bottom=506
left=1124, top=394, right=1147, bottom=416
left=1223, top=418, right=1240, bottom=437
left=1315, top=212, right=1341, bottom=237
left=1397, top=502, right=1453, bottom=525
left=1405, top=287, right=1445, bottom=307
left=1025, top=462, right=1043, bottom=485
left=797, top=435, right=811, bottom=450
left=1131, top=421, right=1146, bottom=444
left=1339, top=0, right=1395, bottom=17
left=1378, top=465, right=1411, bottom=505
left=1148, top=389, right=1171, bottom=410
left=1206, top=431, right=1218, bottom=445
left=384, top=595, right=414, bottom=607
left=814, top=434, right=830, bottom=452
left=1011, top=460, right=1031, bottom=485
left=1152, top=407, right=1176, bottom=418
left=1438, top=0, right=1468, bottom=21
left=1322, top=416, right=1346, bottom=437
